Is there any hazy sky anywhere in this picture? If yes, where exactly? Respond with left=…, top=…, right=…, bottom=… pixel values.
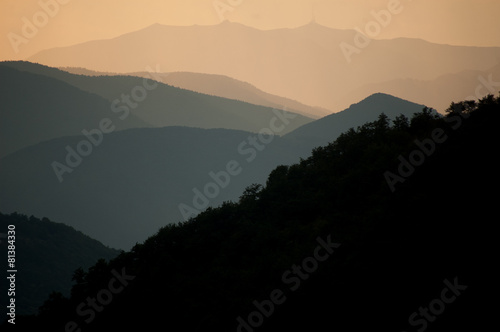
left=1, top=0, right=500, bottom=61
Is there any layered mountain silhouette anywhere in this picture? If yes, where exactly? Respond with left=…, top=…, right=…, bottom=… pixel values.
left=60, top=68, right=329, bottom=118
left=0, top=212, right=118, bottom=316
left=3, top=9, right=499, bottom=330
left=28, top=22, right=500, bottom=111
left=0, top=92, right=427, bottom=249
left=11, top=95, right=498, bottom=331
left=0, top=61, right=312, bottom=158
left=0, top=65, right=149, bottom=158
left=337, top=63, right=500, bottom=112
left=0, top=126, right=305, bottom=249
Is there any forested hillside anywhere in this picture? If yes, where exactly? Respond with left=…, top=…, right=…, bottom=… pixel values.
left=7, top=95, right=498, bottom=331
left=0, top=213, right=119, bottom=316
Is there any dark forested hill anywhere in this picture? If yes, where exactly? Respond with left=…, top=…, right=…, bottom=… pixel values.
left=0, top=212, right=119, bottom=317
left=9, top=95, right=498, bottom=331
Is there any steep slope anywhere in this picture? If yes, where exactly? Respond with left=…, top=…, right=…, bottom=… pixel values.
left=27, top=22, right=500, bottom=110
left=0, top=65, right=150, bottom=158
left=12, top=95, right=498, bottom=331
left=285, top=93, right=428, bottom=157
left=1, top=61, right=312, bottom=135
left=0, top=212, right=119, bottom=316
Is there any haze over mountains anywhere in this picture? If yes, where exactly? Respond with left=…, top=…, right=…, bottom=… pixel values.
left=1, top=2, right=500, bottom=328
left=2, top=17, right=499, bottom=249
left=12, top=96, right=499, bottom=330
left=0, top=61, right=312, bottom=158
left=0, top=65, right=149, bottom=158
left=60, top=68, right=329, bottom=118
left=28, top=22, right=500, bottom=112
left=337, top=63, right=500, bottom=112
left=0, top=60, right=428, bottom=249
left=0, top=126, right=304, bottom=249
left=2, top=0, right=500, bottom=328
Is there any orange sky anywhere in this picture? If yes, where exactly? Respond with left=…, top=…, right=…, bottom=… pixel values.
left=1, top=0, right=500, bottom=61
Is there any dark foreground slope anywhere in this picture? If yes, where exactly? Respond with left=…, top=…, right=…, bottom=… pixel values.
left=0, top=213, right=119, bottom=317
left=8, top=95, right=499, bottom=331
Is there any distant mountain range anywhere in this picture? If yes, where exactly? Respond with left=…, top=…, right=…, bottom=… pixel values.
left=5, top=17, right=500, bottom=329
left=337, top=63, right=500, bottom=112
left=0, top=212, right=118, bottom=316
left=0, top=87, right=427, bottom=249
left=3, top=14, right=499, bottom=330
left=27, top=21, right=500, bottom=111
left=0, top=65, right=149, bottom=158
left=60, top=67, right=329, bottom=118
left=0, top=61, right=312, bottom=158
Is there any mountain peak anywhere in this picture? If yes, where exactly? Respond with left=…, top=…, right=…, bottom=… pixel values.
left=355, top=93, right=425, bottom=110
left=360, top=92, right=401, bottom=103
left=298, top=20, right=328, bottom=30
left=215, top=20, right=256, bottom=30
left=284, top=93, right=428, bottom=155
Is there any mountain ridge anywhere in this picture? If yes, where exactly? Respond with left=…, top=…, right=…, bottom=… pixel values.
left=285, top=92, right=428, bottom=157
left=0, top=61, right=312, bottom=159
left=0, top=92, right=428, bottom=249
left=12, top=94, right=498, bottom=330
left=0, top=212, right=119, bottom=316
left=0, top=64, right=151, bottom=158
left=27, top=22, right=500, bottom=111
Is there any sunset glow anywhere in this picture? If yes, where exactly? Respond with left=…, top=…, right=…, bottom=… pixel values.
left=2, top=0, right=500, bottom=61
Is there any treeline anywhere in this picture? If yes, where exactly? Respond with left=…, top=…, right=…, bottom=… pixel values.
left=0, top=212, right=119, bottom=318
left=7, top=95, right=499, bottom=331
